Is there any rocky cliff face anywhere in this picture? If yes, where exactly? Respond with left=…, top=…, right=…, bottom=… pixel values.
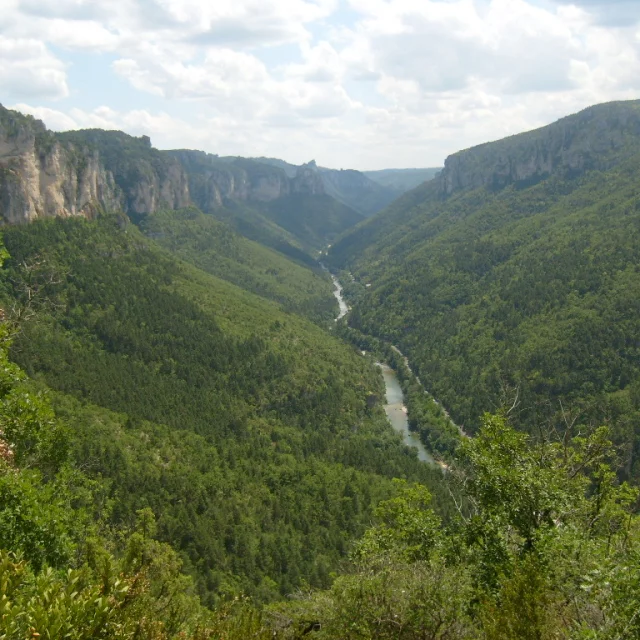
left=56, top=129, right=191, bottom=218
left=291, top=161, right=325, bottom=195
left=0, top=106, right=194, bottom=225
left=439, top=101, right=640, bottom=197
left=0, top=108, right=122, bottom=224
left=168, top=150, right=296, bottom=211
left=125, top=158, right=190, bottom=215
left=0, top=104, right=389, bottom=228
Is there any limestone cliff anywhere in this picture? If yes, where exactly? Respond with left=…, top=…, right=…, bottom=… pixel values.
left=0, top=106, right=122, bottom=223
left=0, top=106, right=191, bottom=224
left=291, top=161, right=325, bottom=195
left=439, top=101, right=640, bottom=196
left=0, top=104, right=388, bottom=229
left=167, top=150, right=293, bottom=211
left=57, top=130, right=190, bottom=216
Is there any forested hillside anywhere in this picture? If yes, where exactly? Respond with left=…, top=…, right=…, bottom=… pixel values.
left=257, top=194, right=364, bottom=252
left=328, top=100, right=640, bottom=479
left=0, top=215, right=444, bottom=608
left=138, top=207, right=336, bottom=322
left=2, top=97, right=640, bottom=638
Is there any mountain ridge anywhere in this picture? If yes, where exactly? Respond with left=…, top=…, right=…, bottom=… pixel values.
left=438, top=100, right=640, bottom=196
left=327, top=98, right=640, bottom=477
left=0, top=104, right=408, bottom=243
left=0, top=104, right=365, bottom=256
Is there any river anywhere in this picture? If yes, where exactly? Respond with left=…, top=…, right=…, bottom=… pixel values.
left=378, top=363, right=436, bottom=464
left=329, top=274, right=349, bottom=321
left=327, top=269, right=435, bottom=464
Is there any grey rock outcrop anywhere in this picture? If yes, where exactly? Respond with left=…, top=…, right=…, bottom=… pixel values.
left=0, top=107, right=123, bottom=223
left=167, top=150, right=294, bottom=210
left=291, top=161, right=325, bottom=195
left=124, top=158, right=190, bottom=215
left=439, top=101, right=640, bottom=196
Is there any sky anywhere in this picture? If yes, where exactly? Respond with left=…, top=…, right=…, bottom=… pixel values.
left=2, top=0, right=640, bottom=170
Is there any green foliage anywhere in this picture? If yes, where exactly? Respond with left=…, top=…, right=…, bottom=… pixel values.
left=0, top=329, right=216, bottom=637
left=1, top=553, right=133, bottom=640
left=0, top=471, right=75, bottom=571
left=2, top=306, right=638, bottom=639
left=267, top=557, right=475, bottom=639
left=0, top=325, right=76, bottom=570
left=0, top=104, right=46, bottom=140
left=139, top=207, right=337, bottom=323
left=0, top=541, right=215, bottom=639
left=239, top=415, right=640, bottom=639
left=211, top=199, right=318, bottom=266
left=329, top=108, right=640, bottom=481
left=354, top=481, right=442, bottom=563
left=258, top=194, right=364, bottom=252
left=0, top=215, right=443, bottom=606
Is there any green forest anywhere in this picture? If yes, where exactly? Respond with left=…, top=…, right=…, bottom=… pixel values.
left=0, top=215, right=447, bottom=608
left=2, top=100, right=640, bottom=638
left=328, top=101, right=640, bottom=482
left=138, top=207, right=337, bottom=323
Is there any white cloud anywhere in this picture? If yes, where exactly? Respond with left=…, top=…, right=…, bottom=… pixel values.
left=17, top=0, right=108, bottom=21
left=13, top=0, right=339, bottom=51
left=4, top=0, right=640, bottom=168
left=39, top=19, right=119, bottom=51
left=113, top=48, right=272, bottom=102
left=11, top=103, right=77, bottom=129
left=284, top=41, right=345, bottom=83
left=112, top=37, right=359, bottom=122
left=346, top=0, right=585, bottom=95
left=0, top=37, right=68, bottom=99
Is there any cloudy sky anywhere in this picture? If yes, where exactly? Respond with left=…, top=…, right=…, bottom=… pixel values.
left=2, top=0, right=640, bottom=169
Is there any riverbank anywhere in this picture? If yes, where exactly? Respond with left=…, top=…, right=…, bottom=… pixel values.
left=326, top=268, right=456, bottom=467
left=340, top=323, right=462, bottom=461
left=377, top=362, right=435, bottom=464
left=390, top=345, right=467, bottom=440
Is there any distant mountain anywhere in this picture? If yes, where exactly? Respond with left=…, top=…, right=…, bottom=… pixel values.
left=318, top=167, right=398, bottom=217
left=255, top=157, right=400, bottom=217
left=328, top=100, right=640, bottom=478
left=257, top=193, right=364, bottom=252
left=0, top=105, right=365, bottom=260
left=364, top=168, right=441, bottom=193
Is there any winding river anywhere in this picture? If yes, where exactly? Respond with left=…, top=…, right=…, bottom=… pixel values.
left=330, top=274, right=349, bottom=321
left=378, top=363, right=436, bottom=464
left=328, top=270, right=435, bottom=464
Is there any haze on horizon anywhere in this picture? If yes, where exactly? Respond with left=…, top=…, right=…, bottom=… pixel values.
left=2, top=0, right=640, bottom=170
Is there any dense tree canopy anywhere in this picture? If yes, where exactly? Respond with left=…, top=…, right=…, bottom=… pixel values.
left=3, top=101, right=640, bottom=638
left=328, top=119, right=640, bottom=482
left=0, top=215, right=444, bottom=609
